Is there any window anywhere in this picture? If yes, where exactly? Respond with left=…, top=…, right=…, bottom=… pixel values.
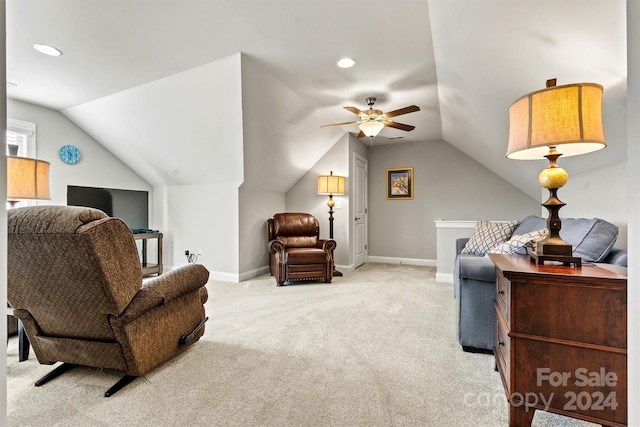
left=6, top=118, right=36, bottom=157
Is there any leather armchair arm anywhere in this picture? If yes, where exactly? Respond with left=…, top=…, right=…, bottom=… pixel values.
left=119, top=264, right=209, bottom=322
left=268, top=239, right=286, bottom=254
left=318, top=239, right=336, bottom=252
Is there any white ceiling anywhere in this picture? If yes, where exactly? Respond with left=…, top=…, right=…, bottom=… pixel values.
left=6, top=0, right=627, bottom=197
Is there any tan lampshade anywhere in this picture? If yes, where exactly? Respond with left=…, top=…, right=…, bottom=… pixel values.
left=359, top=121, right=384, bottom=137
left=7, top=156, right=51, bottom=202
left=506, top=82, right=606, bottom=159
left=317, top=171, right=345, bottom=195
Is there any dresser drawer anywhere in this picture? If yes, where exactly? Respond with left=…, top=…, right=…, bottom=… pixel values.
left=495, top=307, right=510, bottom=391
left=495, top=270, right=510, bottom=323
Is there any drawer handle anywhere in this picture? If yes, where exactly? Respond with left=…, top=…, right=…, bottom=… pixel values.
left=498, top=290, right=505, bottom=295
left=498, top=341, right=505, bottom=346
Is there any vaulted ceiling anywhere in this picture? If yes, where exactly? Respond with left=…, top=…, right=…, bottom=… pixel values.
left=6, top=0, right=627, bottom=197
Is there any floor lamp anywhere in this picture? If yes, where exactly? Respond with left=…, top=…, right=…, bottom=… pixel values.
left=317, top=171, right=345, bottom=276
left=6, top=144, right=51, bottom=361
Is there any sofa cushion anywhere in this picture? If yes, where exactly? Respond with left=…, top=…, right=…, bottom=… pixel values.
left=285, top=248, right=328, bottom=265
left=572, top=218, right=618, bottom=262
left=461, top=220, right=520, bottom=256
left=512, top=215, right=546, bottom=235
left=488, top=229, right=549, bottom=255
left=513, top=216, right=618, bottom=262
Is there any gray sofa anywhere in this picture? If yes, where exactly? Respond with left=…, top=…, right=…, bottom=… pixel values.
left=453, top=215, right=627, bottom=353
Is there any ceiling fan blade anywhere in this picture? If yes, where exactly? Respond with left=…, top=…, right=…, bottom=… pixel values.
left=344, top=106, right=366, bottom=117
left=357, top=130, right=366, bottom=138
left=320, top=121, right=359, bottom=128
left=383, top=105, right=420, bottom=118
left=383, top=121, right=415, bottom=132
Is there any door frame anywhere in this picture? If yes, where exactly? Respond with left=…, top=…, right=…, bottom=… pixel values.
left=352, top=152, right=368, bottom=268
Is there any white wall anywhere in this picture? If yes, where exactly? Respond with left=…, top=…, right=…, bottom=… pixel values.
left=63, top=54, right=245, bottom=188
left=559, top=161, right=628, bottom=249
left=238, top=188, right=285, bottom=279
left=1, top=2, right=7, bottom=423
left=368, top=139, right=540, bottom=262
left=164, top=182, right=240, bottom=281
left=239, top=54, right=342, bottom=193
left=7, top=99, right=151, bottom=205
left=626, top=1, right=639, bottom=423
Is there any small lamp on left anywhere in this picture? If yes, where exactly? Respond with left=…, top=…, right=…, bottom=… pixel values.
left=7, top=144, right=51, bottom=208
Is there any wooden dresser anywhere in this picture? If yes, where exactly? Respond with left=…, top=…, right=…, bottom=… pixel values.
left=489, top=254, right=627, bottom=427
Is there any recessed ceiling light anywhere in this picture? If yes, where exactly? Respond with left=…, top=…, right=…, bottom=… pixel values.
left=337, top=58, right=356, bottom=68
left=33, top=43, right=63, bottom=57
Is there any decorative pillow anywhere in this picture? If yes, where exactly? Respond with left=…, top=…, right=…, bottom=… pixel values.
left=461, top=220, right=520, bottom=256
left=488, top=229, right=549, bottom=255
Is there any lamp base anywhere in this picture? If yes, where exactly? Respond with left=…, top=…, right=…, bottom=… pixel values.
left=530, top=241, right=582, bottom=267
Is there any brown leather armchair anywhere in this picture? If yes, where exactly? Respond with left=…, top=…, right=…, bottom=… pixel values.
left=267, top=213, right=336, bottom=286
left=7, top=205, right=209, bottom=396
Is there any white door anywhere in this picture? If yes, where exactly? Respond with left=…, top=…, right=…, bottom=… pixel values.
left=353, top=154, right=368, bottom=268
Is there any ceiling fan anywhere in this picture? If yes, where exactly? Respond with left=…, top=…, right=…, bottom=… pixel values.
left=321, top=97, right=420, bottom=138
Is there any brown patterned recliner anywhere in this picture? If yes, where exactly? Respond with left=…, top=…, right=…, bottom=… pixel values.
left=267, top=212, right=336, bottom=286
left=7, top=205, right=209, bottom=396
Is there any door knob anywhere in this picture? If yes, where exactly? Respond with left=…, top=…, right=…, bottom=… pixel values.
left=355, top=217, right=361, bottom=220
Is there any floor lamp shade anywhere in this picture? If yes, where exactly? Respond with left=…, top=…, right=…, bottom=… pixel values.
left=7, top=156, right=51, bottom=202
left=317, top=172, right=345, bottom=197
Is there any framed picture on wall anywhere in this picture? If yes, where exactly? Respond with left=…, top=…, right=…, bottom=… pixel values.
left=386, top=168, right=413, bottom=200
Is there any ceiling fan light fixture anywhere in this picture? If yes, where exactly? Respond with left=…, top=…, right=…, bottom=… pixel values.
left=33, top=43, right=63, bottom=57
left=359, top=121, right=384, bottom=137
left=337, top=58, right=356, bottom=68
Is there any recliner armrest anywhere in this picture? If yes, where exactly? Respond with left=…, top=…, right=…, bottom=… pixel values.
left=119, top=264, right=209, bottom=322
left=318, top=239, right=336, bottom=252
left=268, top=239, right=285, bottom=254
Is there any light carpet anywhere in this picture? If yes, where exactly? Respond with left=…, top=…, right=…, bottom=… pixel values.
left=7, top=263, right=597, bottom=426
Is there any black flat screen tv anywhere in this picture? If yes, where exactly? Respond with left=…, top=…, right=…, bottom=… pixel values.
left=67, top=185, right=149, bottom=232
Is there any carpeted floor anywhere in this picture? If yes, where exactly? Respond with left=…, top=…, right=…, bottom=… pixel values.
left=7, top=263, right=597, bottom=426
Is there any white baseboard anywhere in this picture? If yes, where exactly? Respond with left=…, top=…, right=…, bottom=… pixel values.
left=435, top=272, right=453, bottom=283
left=162, top=264, right=240, bottom=283
left=238, top=265, right=270, bottom=282
left=209, top=271, right=241, bottom=283
left=335, top=263, right=354, bottom=273
left=367, top=256, right=437, bottom=267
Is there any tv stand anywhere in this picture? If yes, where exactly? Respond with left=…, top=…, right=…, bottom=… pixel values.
left=133, top=232, right=163, bottom=276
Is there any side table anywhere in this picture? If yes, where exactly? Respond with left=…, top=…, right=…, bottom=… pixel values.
left=133, top=232, right=163, bottom=276
left=489, top=254, right=627, bottom=427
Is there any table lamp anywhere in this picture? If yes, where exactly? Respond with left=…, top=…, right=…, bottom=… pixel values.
left=7, top=144, right=51, bottom=208
left=506, top=79, right=606, bottom=266
left=317, top=171, right=345, bottom=275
